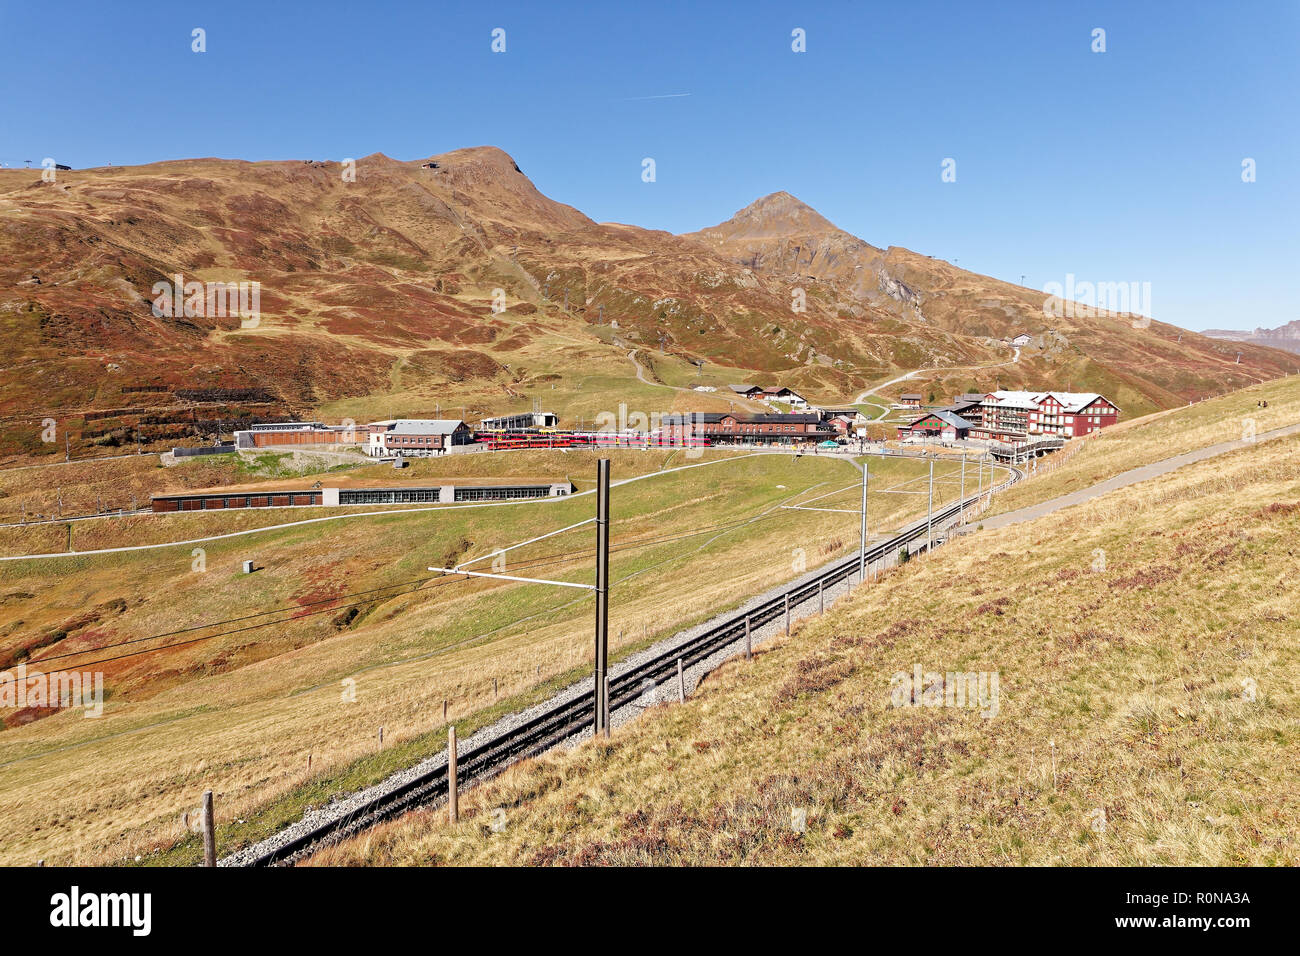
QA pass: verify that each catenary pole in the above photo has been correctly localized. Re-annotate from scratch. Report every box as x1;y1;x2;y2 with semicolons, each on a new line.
927;459;934;551
960;452;967;524
859;459;868;583
593;459;610;737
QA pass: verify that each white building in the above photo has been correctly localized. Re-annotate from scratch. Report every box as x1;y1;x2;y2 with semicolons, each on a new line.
479;411;558;431
367;420;471;458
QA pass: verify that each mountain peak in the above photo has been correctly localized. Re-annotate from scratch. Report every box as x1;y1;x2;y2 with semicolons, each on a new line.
425;145;524;172
417;145;592;231
691;191;840;241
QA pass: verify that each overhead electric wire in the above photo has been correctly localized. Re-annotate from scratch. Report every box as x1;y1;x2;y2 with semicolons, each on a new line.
26;573;454;665
22;486;837;673
25;576;467;672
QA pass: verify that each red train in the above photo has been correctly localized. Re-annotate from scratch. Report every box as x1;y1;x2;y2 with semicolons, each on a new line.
475;430;709;451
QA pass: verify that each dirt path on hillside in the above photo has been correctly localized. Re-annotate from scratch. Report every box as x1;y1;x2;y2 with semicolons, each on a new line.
851;346;1020;406
978;420;1300;531
626;349;693;393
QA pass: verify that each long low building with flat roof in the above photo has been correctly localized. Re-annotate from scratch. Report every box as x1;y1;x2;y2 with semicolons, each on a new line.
151;477;574;512
234;422;370;448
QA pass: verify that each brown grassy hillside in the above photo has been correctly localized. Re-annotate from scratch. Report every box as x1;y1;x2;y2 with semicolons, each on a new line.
3;149;1292;461
685;192;1295;413
309;413;1300;866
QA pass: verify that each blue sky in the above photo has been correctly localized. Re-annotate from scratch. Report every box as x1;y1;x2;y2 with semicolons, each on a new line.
2;0;1296;331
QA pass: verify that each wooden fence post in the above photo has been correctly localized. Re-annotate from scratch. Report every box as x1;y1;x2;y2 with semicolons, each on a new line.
745;616;751;660
448;726;458;823
201;790;216;867
784;593;790;635
819;579;824;614
677;658;685;703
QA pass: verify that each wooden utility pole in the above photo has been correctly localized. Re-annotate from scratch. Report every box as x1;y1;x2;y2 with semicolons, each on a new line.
593;459;611;737
744;616;751;660
447;726;458;823
784;593;790;635
676;658;685;703
201;790;216;867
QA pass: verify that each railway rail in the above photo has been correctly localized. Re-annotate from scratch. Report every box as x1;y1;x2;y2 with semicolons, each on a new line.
231;465;1021;866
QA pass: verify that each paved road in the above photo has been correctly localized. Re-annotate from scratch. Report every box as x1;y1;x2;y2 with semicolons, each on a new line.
979;419;1300;531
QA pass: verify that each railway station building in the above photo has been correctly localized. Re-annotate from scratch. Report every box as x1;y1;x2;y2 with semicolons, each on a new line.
479;411;559;431
658;412;834;445
366;420;472;457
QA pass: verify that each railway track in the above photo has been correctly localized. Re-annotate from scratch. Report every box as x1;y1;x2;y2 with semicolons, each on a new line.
232;467;1021;866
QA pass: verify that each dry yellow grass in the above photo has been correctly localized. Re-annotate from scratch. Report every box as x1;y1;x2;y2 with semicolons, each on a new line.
0;446;734;541
308;432;1300;866
993;374;1300;516
0;450;991;864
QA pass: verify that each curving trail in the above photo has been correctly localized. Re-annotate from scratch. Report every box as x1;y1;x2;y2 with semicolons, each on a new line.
627;349;688;391
851;346;1021;407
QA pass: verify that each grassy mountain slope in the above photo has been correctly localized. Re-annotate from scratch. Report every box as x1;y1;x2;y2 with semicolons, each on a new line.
685;192;1296;413
2;150;1293;461
991;374;1300;515
0;449;1002;864
308;380;1300;866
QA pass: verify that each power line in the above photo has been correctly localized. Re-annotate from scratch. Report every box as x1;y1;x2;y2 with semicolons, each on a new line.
27;576;467;672
26;524;688;672
27;574;451;665
22;483;851;674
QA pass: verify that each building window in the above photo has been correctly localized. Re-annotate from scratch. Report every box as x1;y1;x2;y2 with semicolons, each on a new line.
340;489;439;505
454;486;550;502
